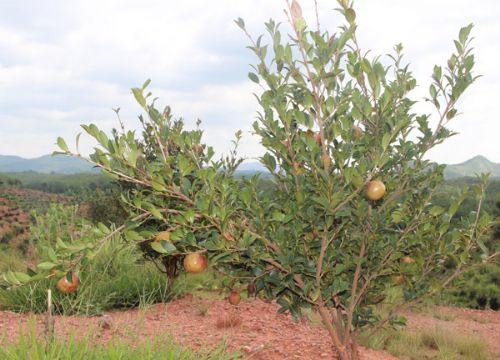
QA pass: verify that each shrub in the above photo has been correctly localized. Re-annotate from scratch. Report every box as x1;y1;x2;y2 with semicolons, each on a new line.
436;263;500;310
5;1;498;359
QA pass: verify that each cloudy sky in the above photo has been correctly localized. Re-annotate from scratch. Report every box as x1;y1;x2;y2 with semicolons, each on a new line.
0;0;498;164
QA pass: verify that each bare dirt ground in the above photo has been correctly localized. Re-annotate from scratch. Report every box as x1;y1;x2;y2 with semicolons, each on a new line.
1;295;498;359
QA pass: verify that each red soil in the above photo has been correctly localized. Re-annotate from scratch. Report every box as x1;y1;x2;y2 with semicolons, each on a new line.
0;296;397;359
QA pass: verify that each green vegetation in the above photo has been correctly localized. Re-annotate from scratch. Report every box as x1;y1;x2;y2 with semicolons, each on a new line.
360;327;491;360
0;205;180;315
0;172;113;195
0;325;239;360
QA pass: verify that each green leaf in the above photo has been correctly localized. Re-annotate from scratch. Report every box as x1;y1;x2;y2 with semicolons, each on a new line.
132;88;146;108
56;137;69;152
37;262;57;270
248;72;260;84
345;8;356;23
150;241;177;254
234;17;245;30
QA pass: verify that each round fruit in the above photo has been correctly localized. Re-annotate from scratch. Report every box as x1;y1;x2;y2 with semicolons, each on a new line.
223;232;235;241
183;253;208;273
154;231;171;242
401;256;415;264
247;282;256;295
192;144;204;156
228;291;241;306
391;274;405;286
56;273;80;294
292;162;304;175
321;153;332;170
353;125;362;138
366;180;386;201
314;133;322;145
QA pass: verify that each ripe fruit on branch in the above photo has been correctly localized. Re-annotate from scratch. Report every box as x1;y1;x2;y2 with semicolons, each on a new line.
321;153;332;170
305;130;322;145
292;162;304;175
154;231;171;242
228;291;241;306
247;282;256;295
183;253;207;273
401;256;415;264
366;180;386;201
223;232;235;241
192;144;204;156
56;272;80;294
391;274;405;286
353;125;362;138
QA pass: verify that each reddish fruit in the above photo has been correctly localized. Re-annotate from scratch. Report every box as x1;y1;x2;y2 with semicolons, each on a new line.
314;133;322;145
154;231;171;242
183;253;208;273
228;291;241;306
281;139;291;149
353;125;363;138
292;162;304;175
192;144;204;156
321;153;332;170
56;273;80;294
401;256;415;264
223;232;235;241
391;274;405;286
366;180;386;201
247;282;256;295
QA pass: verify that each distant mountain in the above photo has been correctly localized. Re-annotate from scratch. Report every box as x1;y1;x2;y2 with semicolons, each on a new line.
1;154;497;178
236;156;500;179
0;154;97;174
444;155;500;179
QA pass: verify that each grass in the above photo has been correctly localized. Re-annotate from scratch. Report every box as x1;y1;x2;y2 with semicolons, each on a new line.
0;322;241;360
0;246;25;274
0;237;182;315
360;326;492;360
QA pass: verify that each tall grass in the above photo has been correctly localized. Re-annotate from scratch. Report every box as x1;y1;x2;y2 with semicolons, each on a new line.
0;236;181;315
360;326;492;360
0;322;240;360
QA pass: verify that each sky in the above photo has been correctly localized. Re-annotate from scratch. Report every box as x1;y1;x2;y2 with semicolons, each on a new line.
0;0;498;164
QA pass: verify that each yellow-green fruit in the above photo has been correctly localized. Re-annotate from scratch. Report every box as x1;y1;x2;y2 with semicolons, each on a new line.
155;231;171;242
366;180;386;201
391;274;405;286
183;253;208;273
401;256;415;264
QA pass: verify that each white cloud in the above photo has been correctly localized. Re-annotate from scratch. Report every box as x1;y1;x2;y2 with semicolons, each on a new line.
0;0;498;164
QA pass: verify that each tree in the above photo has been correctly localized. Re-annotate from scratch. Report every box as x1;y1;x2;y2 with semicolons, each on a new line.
3;1;498;359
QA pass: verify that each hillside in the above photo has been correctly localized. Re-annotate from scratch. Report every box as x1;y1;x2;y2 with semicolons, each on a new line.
444;155;500;179
1;154;498;178
0;154;97;174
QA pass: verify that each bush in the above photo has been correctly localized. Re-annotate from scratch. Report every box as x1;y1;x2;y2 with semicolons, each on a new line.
436;263;500;310
7;2;497;359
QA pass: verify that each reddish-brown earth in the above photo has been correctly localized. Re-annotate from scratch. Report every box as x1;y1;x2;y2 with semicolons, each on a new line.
0;295;498;359
0;296;398;359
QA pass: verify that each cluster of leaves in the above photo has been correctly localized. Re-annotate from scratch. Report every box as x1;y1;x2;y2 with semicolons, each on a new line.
2;0;497;357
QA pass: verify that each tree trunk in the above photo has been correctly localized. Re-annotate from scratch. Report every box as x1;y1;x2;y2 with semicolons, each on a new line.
317;305;360;360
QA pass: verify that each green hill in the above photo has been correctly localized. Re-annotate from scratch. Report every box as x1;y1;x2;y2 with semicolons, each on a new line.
444;155;500;179
0;154;97;174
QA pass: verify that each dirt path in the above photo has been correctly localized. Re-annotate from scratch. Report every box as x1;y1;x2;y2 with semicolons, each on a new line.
0;296;396;359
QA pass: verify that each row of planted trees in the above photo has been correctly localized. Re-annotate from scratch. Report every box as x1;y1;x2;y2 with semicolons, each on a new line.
3;1;498;359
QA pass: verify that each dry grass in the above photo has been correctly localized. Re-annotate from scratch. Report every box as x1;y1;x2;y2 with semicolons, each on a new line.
360;326;492;360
